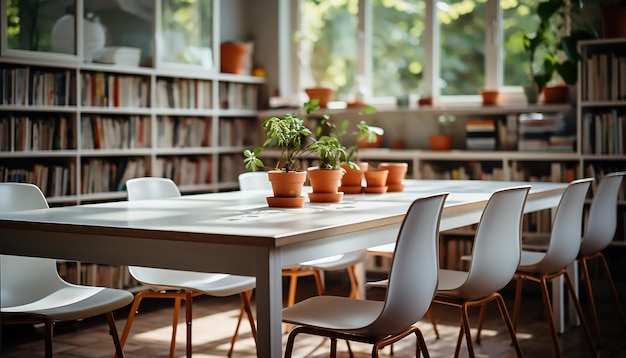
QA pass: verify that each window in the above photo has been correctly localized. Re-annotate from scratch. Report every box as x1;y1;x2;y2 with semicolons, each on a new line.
297;0;541;101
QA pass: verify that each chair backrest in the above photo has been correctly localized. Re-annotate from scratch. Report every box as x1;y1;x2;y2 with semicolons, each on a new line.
125;177;209;288
0;183;67;308
357;193;448;337
126;177;181;200
238;171;271;191
460;186;531;300
534;178;593;274
580;172;625;256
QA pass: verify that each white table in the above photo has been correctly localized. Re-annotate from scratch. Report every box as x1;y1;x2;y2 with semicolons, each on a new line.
0;179;567;356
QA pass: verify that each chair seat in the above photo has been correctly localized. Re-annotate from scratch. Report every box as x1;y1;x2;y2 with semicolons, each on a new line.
518;250;546;270
366;243;395;255
298;250;368;271
437;269;469;293
2;286;133;321
132;269;256;297
283;295;383;332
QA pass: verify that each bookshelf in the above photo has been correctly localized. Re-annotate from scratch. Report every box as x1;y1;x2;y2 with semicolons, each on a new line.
578;38;626;251
0;1;265;207
0;0;264;289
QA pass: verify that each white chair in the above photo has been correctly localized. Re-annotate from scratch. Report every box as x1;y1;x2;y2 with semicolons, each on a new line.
237;171;273;191
512;178;597;357
282;193;448;358
238;172;369;308
121;177;257;358
0;182;134;358
367;243;440;339
432;186;530;358
577;171;626;345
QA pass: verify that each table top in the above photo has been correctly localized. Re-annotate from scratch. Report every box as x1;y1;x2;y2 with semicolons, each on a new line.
0;179;566;249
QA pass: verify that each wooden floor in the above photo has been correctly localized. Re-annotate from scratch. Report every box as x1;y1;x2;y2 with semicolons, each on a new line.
2;270;626;358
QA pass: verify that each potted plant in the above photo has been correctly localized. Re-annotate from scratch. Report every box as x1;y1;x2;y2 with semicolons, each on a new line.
524;0;597;103
429;114;455;151
306;101;381;201
243;106;313;208
312;106;382;194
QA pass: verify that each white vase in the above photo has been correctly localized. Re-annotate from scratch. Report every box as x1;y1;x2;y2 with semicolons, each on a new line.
51;14;106;61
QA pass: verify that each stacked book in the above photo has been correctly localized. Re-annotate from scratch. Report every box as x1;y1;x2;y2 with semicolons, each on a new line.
466;118;497;150
518;113;567;151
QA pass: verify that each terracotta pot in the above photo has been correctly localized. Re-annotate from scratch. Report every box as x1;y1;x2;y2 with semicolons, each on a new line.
308;167;342;194
305;87;335;108
364;169;389;194
480;90;499;105
543;85;569;104
267;171;306;198
429;134;453;151
340;162;368;187
220;42;248;74
307;167;343;203
379;162;408;192
601;7;626;38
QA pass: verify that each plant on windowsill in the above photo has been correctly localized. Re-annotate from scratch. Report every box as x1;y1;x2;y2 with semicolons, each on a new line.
524;0;597;104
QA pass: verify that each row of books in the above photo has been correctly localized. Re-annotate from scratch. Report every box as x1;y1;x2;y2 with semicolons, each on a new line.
219;117;256;147
157;116;211;148
585;163;626;200
0;66;77;106
420;162;506;181
218;82;260;110
1;162;76;197
80;72;150;108
82;115;151;150
419;161;577;183
1;115;75;151
581;110;626;155
81;158;147;194
581;49;626;102
155;78;213;109
517;113;574;152
154;156;213;186
465;118;500;150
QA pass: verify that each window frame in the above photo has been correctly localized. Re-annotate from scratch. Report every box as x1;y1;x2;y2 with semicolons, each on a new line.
285;0;507;105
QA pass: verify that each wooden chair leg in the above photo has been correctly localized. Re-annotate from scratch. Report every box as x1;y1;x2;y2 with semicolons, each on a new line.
598;253;626;328
454;321;464;358
427;308;440;339
347;265;361;299
538;276;561;357
581;256;602;346
461;303;476;358
170;296;181;358
494;293;523;357
512;275;524;329
564;271;597;357
228;290;257;357
106;311;125;358
476;302;488;344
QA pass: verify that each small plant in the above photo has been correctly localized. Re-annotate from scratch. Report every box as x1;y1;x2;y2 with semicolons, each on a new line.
436;114;456;135
243;108;313;172
313;105;382;170
524;0;597;93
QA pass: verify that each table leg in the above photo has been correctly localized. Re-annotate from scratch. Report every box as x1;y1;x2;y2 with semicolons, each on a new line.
552;275;565;334
255;247;284;357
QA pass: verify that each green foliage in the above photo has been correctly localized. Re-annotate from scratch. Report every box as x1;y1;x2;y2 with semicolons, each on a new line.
243;100;381;173
243;109;313;172
525;0;597;92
